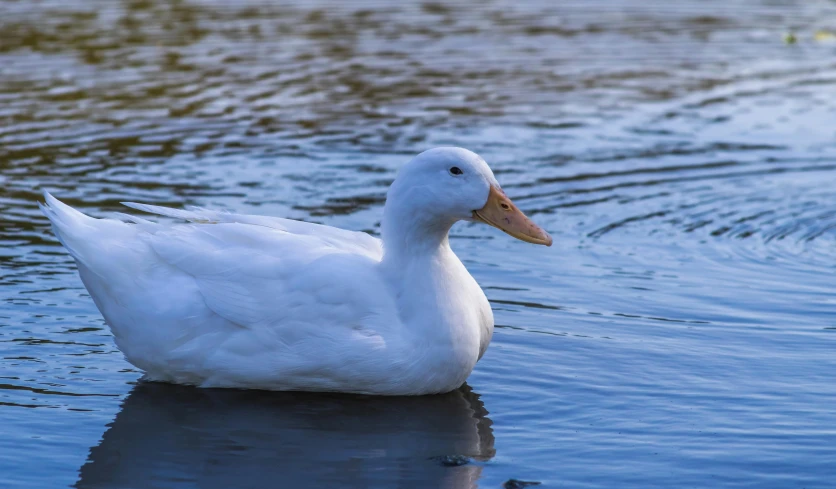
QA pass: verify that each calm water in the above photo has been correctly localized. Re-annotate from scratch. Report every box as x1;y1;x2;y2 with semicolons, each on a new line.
1;0;835;487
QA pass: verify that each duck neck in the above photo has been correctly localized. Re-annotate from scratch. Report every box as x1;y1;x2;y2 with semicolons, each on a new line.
381;196;456;266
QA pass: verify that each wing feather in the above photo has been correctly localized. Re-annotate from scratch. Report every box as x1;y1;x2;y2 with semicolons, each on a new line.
122;202;382;259
142;220;389;334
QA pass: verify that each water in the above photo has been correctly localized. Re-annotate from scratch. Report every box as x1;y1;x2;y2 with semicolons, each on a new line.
1;0;835;487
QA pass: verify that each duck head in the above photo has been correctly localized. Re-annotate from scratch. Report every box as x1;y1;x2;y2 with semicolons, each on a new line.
384;147;552;247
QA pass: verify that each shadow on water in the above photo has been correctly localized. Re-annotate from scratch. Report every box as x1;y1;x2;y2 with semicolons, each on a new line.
75;382;495;489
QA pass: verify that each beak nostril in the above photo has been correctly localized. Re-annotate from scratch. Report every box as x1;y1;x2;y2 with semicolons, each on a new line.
500;203;510;210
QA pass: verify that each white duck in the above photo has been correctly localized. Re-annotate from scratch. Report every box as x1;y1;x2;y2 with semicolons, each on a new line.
41;147;551;395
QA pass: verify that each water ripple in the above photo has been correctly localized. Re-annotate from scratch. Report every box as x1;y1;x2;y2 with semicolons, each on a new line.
1;0;835;488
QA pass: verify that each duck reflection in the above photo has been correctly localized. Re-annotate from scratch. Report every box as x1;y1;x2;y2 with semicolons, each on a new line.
76;382;495;489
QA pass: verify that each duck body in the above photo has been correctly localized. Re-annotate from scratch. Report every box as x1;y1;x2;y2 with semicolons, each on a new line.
41;147;550;395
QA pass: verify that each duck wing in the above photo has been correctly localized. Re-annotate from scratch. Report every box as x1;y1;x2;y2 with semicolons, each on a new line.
121;201;382;259
140;219;388;331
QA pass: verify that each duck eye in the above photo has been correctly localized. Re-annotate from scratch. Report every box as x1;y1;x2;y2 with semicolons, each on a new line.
449;166;463;176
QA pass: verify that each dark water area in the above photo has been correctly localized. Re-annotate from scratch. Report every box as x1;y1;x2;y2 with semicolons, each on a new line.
1;0;835;487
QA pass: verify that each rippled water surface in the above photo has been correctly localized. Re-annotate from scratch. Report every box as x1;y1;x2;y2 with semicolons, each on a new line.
2;0;835;487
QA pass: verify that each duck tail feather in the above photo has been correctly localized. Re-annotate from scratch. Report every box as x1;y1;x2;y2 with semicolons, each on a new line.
39;191;96;258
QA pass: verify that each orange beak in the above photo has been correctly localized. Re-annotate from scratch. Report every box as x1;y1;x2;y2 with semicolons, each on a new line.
472;186;552;246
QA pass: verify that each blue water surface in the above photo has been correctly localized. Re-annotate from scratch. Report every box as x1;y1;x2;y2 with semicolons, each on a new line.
1;1;835;487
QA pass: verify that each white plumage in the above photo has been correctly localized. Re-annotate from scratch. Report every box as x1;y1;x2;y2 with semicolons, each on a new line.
40;147;550;395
